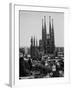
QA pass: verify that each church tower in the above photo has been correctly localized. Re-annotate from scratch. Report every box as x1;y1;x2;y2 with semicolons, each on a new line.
49;16;52;53
30;36;33;58
34;36;35;47
42;16;46;42
42;16;47;54
49;16;55;54
49;16;52;39
51;18;55;53
36;38;38;47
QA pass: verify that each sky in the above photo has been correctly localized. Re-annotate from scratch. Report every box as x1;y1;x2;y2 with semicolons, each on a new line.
19;10;64;48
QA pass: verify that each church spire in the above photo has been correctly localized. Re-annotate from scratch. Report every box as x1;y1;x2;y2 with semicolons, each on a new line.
34;36;35;47
36;38;38;47
44;16;46;33
44;16;46;27
31;36;33;46
52;18;54;34
42;18;44;30
49;16;52;39
42;16;47;41
51;18;54;41
51;18;55;52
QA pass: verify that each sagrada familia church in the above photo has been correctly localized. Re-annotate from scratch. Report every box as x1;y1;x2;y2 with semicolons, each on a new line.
30;16;55;59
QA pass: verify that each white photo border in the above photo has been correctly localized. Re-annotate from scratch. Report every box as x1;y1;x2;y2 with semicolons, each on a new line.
10;3;70;87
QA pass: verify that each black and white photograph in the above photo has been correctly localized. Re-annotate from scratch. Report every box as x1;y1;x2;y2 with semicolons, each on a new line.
19;10;64;79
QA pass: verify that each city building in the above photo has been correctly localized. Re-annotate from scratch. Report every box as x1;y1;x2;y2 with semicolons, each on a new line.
30;16;55;58
41;16;55;54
